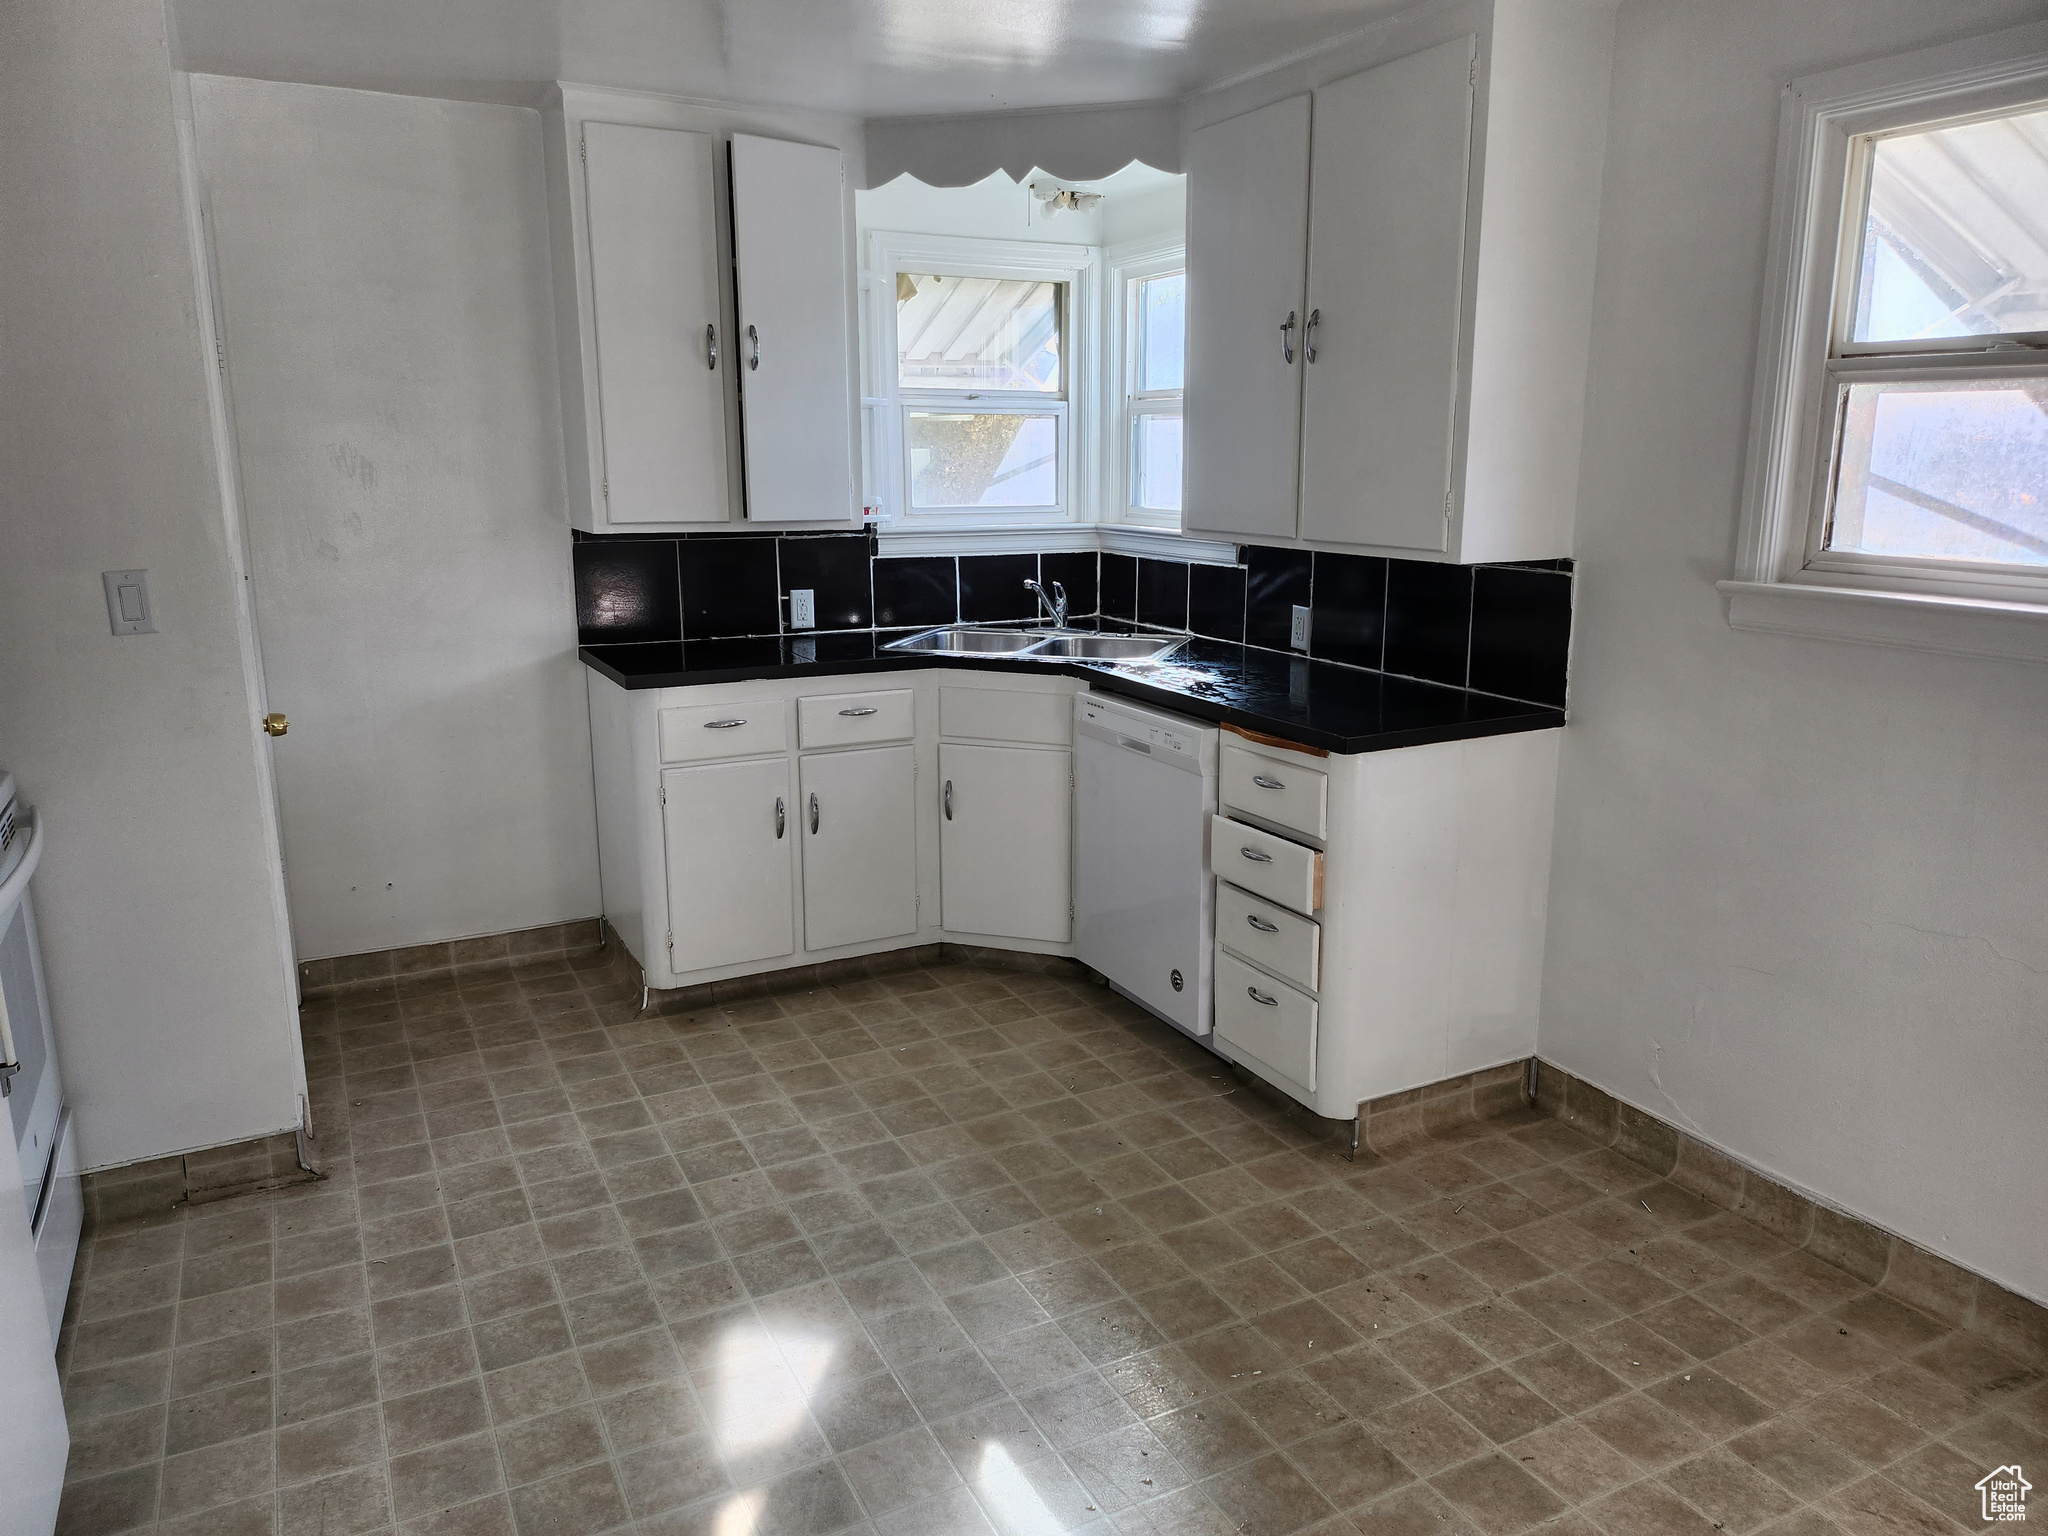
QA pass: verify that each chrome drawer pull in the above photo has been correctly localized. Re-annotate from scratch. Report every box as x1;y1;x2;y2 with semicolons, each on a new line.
809;792;820;834
775;797;785;838
838;706;878;717
1252;775;1285;790
1247;986;1279;1007
1240;847;1273;863
705;718;746;730
943;780;953;820
1246;914;1279;933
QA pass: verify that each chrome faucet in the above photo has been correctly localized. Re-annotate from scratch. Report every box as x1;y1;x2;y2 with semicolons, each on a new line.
1024;578;1068;630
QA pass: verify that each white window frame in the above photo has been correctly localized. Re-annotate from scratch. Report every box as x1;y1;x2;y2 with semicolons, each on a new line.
1726;21;2048;662
1106;239;1188;529
864;230;1099;531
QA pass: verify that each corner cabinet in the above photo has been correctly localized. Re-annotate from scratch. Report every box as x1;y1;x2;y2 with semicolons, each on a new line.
1185;0;1616;564
544;87;860;531
586;669;1080;991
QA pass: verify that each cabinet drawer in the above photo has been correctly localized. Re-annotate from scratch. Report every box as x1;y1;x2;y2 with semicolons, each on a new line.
659;700;788;763
1217;882;1320;992
940;685;1070;746
799;689;913;749
1210;814;1322;916
1220;745;1328;841
1215;949;1317;1091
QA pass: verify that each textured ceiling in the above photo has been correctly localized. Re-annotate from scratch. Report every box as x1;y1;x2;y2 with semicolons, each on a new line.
167;0;1410;117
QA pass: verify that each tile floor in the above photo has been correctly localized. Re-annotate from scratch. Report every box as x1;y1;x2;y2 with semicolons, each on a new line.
53;947;2048;1536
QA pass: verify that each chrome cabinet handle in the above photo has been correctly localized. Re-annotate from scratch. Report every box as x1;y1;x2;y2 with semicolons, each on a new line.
1279;310;1297;365
705;718;746;730
775;797;785;838
1304;308;1321;364
838;706;878;717
706;323;718;370
1252;775;1285;790
1247;914;1279;933
1240;846;1273;863
747;324;760;371
943;780;953;820
1247;986;1278;1007
809;792;819;834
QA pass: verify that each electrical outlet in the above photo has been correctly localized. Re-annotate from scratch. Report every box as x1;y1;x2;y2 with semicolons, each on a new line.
1290;604;1311;651
790;589;816;630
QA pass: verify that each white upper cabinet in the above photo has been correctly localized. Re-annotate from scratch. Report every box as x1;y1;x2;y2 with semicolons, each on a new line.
731;134;858;524
1183;95;1311;542
1184;0;1615;564
581;123;731;526
1299;38;1474;553
544;89;861;531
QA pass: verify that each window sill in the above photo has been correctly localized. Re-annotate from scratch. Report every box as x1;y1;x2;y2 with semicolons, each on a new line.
1717;579;2048;663
876;523;1241;564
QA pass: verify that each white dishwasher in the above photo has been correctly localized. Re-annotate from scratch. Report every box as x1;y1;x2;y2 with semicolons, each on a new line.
1074;693;1220;1038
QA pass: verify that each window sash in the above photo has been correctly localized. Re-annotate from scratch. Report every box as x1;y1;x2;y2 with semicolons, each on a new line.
900;396;1070;516
1112;255;1187;527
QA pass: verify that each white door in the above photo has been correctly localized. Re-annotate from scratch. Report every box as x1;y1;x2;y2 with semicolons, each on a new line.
1183;94;1312;541
940;744;1071;943
730;133;857;523
1299;37;1475;553
800;746;918;951
663;758;795;973
583;121;732;524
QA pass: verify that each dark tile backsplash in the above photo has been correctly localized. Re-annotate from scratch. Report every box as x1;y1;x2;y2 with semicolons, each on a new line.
872;556;957;629
574;539;680;647
1188;563;1247;644
1136;559;1189;632
958;553;1041;623
571;530;1571;708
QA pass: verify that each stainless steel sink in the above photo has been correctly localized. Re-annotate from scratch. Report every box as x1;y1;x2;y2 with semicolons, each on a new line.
884;627;1049;654
883;626;1185;664
1027;634;1184;662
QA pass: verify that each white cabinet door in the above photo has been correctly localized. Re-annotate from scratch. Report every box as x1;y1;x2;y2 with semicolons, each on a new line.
1183;95;1311;541
939;744;1071;943
800;746;918;951
730;133;856;523
1299;37;1475;552
583;122;731;524
662;758;794;973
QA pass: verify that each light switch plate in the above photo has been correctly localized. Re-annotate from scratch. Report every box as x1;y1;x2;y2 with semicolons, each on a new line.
1289;604;1311;651
789;589;816;630
103;570;156;635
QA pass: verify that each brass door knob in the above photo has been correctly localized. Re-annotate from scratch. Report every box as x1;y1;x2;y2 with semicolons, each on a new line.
262;712;289;737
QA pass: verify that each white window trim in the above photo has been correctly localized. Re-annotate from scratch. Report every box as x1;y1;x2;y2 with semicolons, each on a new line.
1103;237;1187;530
1724;20;2048;663
864;230;1100;532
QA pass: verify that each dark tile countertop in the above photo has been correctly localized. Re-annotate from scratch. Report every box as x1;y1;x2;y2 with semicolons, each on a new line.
580;626;1564;755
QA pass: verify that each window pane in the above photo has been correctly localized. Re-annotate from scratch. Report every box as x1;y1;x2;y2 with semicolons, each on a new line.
897;275;1061;391
1853;106;2048;342
1138;272;1185;392
1828;378;2048;565
907;412;1060;508
1133;413;1183;512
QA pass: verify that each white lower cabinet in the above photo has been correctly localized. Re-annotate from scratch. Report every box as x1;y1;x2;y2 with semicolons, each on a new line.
939;743;1071;944
1214;948;1318;1093
800;746;918;951
661;758;794;973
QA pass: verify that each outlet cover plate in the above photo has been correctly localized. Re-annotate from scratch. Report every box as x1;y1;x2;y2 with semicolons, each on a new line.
103;569;156;635
1289;604;1310;651
789;589;816;629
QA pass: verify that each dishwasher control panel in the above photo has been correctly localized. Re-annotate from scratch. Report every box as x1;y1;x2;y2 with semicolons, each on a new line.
1078;697;1202;764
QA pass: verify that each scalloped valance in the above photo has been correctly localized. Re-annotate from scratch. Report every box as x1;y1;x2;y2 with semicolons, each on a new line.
860;100;1182;190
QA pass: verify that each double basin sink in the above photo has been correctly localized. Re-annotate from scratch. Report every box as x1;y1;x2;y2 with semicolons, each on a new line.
884;626;1184;664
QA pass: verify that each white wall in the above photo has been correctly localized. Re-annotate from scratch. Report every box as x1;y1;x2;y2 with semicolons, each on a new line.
1542;0;2048;1304
189;76;602;961
0;0;305;1169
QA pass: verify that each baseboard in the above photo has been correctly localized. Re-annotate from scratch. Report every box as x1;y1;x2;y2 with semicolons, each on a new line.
1528;1058;2048;1369
298;917;605;1000
81;1129;321;1229
641;937;1087;1015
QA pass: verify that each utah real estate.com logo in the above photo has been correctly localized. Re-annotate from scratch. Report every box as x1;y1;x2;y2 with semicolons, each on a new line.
1978;1465;2031;1523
